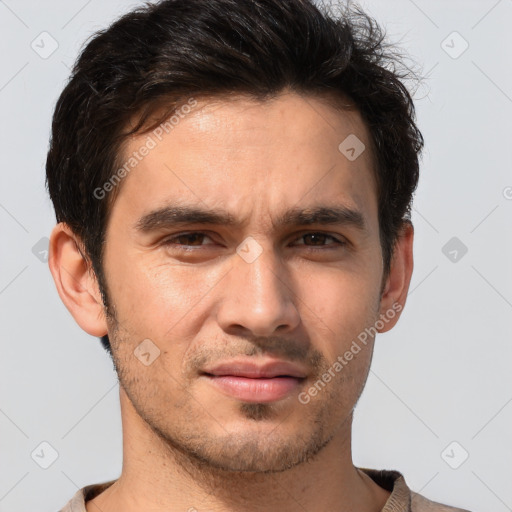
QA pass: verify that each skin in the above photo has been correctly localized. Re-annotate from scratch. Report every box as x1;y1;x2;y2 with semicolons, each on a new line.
49;91;414;512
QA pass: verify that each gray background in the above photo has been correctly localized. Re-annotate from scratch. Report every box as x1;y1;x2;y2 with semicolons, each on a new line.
1;0;511;511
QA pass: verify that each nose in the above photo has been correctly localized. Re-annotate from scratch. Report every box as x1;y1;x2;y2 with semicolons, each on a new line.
215;242;301;337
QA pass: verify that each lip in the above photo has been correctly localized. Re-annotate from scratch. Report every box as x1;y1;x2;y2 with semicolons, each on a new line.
202;359;308;379
201;359;308;403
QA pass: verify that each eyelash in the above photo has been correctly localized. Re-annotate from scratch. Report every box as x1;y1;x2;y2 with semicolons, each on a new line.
161;231;347;251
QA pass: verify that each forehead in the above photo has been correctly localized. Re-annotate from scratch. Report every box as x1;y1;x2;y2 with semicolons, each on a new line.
110;92;378;233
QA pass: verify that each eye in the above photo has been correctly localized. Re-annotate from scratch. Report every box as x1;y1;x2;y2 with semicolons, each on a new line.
162;232;216;248
160;231;347;251
292;232;346;249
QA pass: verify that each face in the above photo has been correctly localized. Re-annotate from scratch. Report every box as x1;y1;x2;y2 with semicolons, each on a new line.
102;92;386;473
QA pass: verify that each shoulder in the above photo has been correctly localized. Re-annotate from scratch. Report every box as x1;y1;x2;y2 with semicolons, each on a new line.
411;491;472;512
358;467;472;512
59;480;117;512
411;490;472;511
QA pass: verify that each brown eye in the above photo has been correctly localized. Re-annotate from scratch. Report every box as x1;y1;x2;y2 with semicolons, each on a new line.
294;232;345;248
163;232;215;248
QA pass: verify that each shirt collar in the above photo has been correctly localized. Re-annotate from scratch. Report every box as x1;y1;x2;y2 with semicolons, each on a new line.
59;467;412;512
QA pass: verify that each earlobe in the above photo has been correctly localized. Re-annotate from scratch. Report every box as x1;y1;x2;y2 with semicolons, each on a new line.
48;223;108;337
377;222;414;333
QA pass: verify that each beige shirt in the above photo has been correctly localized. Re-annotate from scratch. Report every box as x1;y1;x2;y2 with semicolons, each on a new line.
59;467;471;512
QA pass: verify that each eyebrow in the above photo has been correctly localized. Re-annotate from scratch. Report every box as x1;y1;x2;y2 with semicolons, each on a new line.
134;204;367;233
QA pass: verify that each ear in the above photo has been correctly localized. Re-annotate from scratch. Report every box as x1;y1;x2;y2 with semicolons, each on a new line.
377;221;414;333
48;223;108;337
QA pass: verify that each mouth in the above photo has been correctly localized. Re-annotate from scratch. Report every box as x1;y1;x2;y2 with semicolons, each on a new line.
202;374;306;403
200;359;308;403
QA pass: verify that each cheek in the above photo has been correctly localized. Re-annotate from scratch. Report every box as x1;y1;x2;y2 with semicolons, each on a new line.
303;276;379;407
295;265;381;352
107;254;224;342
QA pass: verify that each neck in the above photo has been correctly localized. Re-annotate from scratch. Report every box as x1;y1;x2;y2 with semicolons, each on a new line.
86;388;390;512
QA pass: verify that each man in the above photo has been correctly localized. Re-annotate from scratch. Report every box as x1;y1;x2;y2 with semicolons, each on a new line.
46;0;471;510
